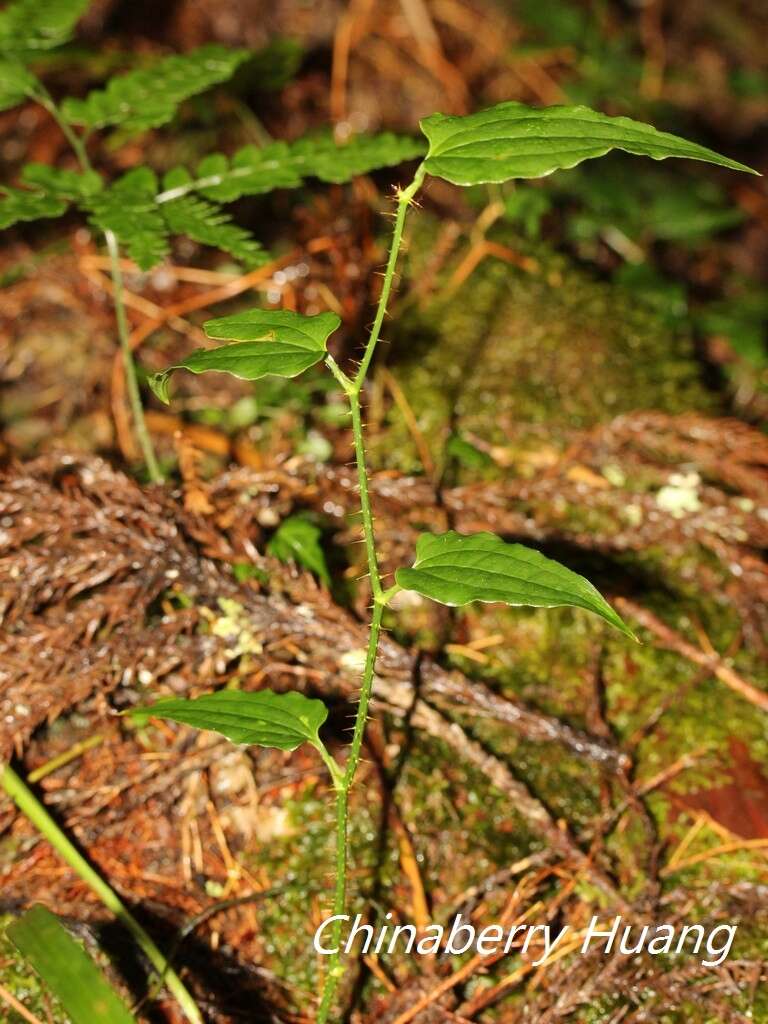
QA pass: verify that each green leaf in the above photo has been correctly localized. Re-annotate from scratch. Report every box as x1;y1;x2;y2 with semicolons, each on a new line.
85;167;168;270
420;101;758;185
395;530;634;638
0;55;38;109
157;132;426;204
21;162;103;198
0;163;102;230
148;309;340;404
159;193;266;267
0;0;90;52
268;515;331;586
61;44;251;134
129;688;328;752
6;905;136;1024
0;185;68;228
232;562;270;586
445;432;493;469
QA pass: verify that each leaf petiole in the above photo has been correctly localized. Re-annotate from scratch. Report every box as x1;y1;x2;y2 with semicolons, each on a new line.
377;583;402;606
325;353;354;394
314;740;345;792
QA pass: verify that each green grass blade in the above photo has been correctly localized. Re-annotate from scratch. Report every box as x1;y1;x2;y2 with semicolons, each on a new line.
6;905;137;1024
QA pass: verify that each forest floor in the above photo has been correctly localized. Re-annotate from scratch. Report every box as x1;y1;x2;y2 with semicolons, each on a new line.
1;1;768;1022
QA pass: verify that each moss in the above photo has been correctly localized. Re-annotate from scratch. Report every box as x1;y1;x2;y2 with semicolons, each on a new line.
245;732;543;1005
374;218;718;476
368;219;768;925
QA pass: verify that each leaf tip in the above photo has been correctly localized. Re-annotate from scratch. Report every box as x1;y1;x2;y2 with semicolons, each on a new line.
608;609;639;643
148;371;171;405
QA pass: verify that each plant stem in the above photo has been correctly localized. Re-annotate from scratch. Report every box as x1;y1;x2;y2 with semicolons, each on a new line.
0;764;202;1024
353;164;425;391
106;230;163;483
316;604;384;1024
316;164;424;1024
35;86;162;483
35;87;92;174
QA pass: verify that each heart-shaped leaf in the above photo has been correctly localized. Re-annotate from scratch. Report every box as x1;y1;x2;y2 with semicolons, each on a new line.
129;689;329;752
7;905;137;1024
420;102;757;186
395;530;633;638
148;309;340;403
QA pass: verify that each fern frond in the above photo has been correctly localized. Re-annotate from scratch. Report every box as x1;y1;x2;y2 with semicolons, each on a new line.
61;44;251;134
0;160;99;229
156;132;426;204
0;186;68;228
0;56;39;110
85;167;169;270
160;191;267;267
21;163;102;198
0;0;89;52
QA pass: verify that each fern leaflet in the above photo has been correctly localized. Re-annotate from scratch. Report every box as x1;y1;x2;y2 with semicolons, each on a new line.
0;165;100;229
0;56;39;110
0;0;90;52
61;44;251;134
85;167;169;270
160;192;267;267
21;163;102;198
0;186;68;228
156;132;426;203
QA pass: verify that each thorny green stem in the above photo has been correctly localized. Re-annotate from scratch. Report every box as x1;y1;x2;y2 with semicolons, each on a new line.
36;85;163;483
316;164;425;1024
353;165;426;391
0;764;203;1024
106;230;163;482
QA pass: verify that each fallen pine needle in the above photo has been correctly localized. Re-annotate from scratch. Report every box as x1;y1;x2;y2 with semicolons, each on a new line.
661;837;768;876
0;983;46;1024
